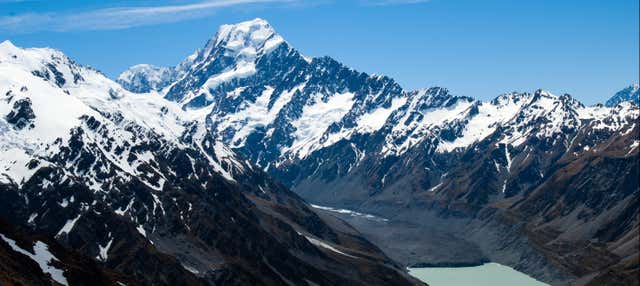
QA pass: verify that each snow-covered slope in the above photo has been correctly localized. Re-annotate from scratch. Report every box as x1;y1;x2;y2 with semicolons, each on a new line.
0;40;243;187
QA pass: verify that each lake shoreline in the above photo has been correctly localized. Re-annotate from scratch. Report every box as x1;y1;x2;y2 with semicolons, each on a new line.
408;259;490;268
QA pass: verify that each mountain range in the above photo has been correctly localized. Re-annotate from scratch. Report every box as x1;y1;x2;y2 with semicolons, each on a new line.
1;18;638;286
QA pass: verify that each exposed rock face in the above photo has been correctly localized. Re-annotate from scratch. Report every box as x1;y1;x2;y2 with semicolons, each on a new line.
0;39;421;285
5;98;35;129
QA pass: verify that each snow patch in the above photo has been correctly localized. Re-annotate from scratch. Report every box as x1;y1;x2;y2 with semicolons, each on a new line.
287;92;355;158
310;204;388;222
136;225;147;237
56;213;81;237
303;235;356;258
0;233;68;285
97;236;113;262
356;96;406;133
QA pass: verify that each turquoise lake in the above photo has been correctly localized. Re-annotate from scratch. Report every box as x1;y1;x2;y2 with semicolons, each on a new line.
408;263;549;286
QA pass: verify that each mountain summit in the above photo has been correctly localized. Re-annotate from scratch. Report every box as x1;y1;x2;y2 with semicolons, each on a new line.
208;18;284;57
118;18;288;100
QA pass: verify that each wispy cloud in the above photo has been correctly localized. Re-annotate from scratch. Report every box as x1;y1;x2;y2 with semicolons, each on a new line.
359;0;430;6
0;0;295;34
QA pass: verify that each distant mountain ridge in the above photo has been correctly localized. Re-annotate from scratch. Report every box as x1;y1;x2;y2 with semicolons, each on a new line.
606;83;639;107
117;64;177;93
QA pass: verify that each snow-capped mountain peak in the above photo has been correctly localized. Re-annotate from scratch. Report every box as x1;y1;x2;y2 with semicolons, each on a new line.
0;41;75;82
160;18;294;105
191;17;285;71
211;18;284;55
115;19;288;99
0;40;18;52
116;64;176;93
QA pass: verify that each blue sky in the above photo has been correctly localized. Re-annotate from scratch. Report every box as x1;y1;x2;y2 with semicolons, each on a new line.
0;0;637;104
